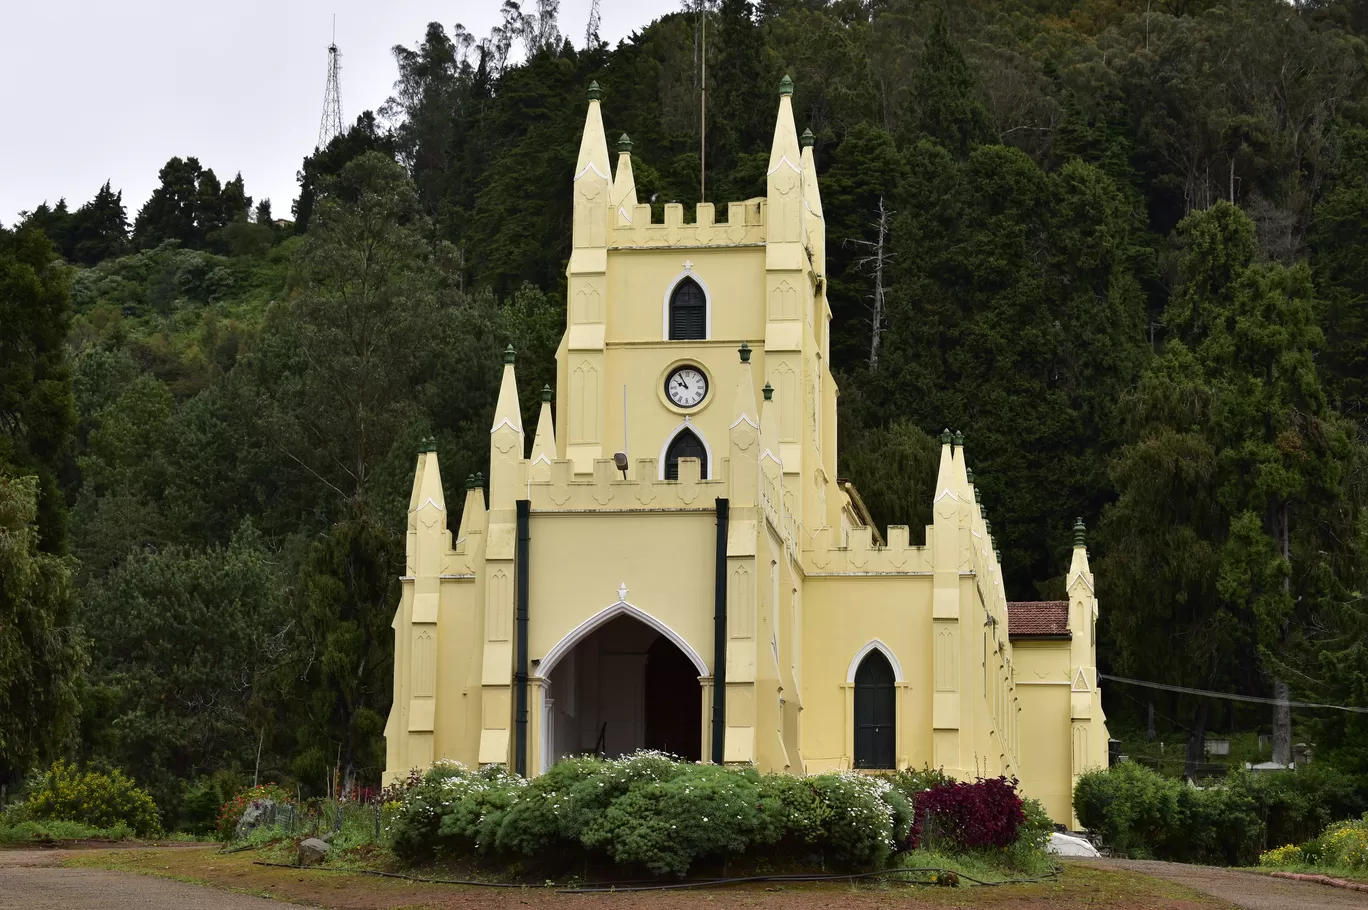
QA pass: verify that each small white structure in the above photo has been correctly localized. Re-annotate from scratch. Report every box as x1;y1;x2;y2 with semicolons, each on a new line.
1048;832;1101;857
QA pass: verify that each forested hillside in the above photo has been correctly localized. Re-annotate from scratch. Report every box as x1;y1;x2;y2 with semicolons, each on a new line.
5;0;1368;825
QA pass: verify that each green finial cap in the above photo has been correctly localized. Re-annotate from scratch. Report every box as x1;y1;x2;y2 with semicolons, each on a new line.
966;467;974;484
779;75;794;96
953;429;964;448
617;132;632;154
587;80;601;101
985;520;992;535
739;341;752;363
974;488;982;503
800;128;815;148
465;473;475;490
762;382;774;401
541;384;553;403
1074;517;1087;547
503;344;516;364
941;428;952;445
995;548;1002;563
419;436;435;453
475;472;484;487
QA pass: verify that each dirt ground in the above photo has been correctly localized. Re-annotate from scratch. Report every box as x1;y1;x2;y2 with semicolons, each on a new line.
0;847;290;909
21;844;1241;910
1075;859;1368;910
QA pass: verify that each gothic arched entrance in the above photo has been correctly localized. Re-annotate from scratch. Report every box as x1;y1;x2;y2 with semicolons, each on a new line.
543;613;703;768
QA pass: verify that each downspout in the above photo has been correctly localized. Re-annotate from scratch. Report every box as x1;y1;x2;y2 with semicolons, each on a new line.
713;497;729;764
515;499;530;776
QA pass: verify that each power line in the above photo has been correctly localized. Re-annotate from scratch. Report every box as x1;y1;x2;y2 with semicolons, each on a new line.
1100;673;1368;715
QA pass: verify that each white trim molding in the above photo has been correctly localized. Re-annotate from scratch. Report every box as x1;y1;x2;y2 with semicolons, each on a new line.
661;269;712;340
658;419;714;480
538;597;709;678
846;639;905;683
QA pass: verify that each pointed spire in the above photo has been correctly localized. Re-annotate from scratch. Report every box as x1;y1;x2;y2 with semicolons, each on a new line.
759;381;782;472
455;471;488;544
800;124;825;276
934;428;957;503
950;429;972;500
414;448;446;514
611;132;638;220
489;346;524;513
768;76;802;176
529;385;556;483
573;79;611;254
767;76;804;249
732;345;760;431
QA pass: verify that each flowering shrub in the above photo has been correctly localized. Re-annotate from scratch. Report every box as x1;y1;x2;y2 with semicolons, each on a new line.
19;760;161;837
215;783;294;842
1259;843;1303;866
389;752;955;876
909;776;1025;851
1321;816;1368;870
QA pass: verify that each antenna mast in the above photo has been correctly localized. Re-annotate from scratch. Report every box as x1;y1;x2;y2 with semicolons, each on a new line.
699;2;707;203
318;16;344;149
585;0;601;48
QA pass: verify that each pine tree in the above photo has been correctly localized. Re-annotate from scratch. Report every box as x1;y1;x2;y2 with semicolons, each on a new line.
68;181;129;265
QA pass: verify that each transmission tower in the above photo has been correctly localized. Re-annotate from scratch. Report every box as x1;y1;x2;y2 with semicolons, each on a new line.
585;0;602;48
318;19;344;149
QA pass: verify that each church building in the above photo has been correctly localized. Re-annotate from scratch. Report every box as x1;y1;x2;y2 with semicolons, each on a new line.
384;78;1108;827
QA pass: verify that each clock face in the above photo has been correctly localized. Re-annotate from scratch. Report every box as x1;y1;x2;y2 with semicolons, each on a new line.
666;366;708;408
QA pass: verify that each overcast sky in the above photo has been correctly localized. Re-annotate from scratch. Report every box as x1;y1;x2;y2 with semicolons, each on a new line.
0;0;680;228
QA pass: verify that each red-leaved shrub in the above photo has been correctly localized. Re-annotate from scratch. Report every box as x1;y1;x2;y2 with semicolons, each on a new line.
907;776;1025;850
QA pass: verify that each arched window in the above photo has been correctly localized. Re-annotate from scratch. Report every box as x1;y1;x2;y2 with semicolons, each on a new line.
664;428;708;481
854;649;896;769
668;277;706;340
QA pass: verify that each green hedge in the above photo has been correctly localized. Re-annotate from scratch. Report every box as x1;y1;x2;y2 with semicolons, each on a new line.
390;754;928;876
1074;762;1366;865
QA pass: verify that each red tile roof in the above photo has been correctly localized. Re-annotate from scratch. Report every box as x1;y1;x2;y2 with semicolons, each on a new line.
1008;601;1070;638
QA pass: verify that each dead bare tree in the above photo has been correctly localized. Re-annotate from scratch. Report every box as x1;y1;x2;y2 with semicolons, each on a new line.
847;197;894;369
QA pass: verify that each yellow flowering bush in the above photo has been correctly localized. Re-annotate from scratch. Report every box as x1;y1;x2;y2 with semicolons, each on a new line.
20;760;160;837
1258;843;1302;866
1321;816;1368;870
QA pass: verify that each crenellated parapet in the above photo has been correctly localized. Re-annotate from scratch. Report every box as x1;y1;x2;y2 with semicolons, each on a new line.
803;524;931;575
609;200;768;248
526;456;727;512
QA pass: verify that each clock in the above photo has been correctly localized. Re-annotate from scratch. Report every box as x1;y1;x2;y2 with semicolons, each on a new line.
665;366;708;408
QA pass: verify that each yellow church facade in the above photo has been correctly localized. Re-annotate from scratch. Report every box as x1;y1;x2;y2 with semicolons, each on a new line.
384;79;1108;827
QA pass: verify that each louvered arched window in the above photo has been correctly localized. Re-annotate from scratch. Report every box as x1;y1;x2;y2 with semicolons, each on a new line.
854;649;896;769
668;277;706;340
664;428;708;480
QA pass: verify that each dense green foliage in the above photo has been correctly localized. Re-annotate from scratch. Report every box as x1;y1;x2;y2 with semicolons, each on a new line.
1075;762;1368;864
6;0;1368;825
386;754;1038;876
11;760;161;837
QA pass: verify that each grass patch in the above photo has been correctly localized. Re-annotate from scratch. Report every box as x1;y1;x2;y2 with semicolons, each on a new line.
0;819;136;844
1246;862;1368;883
59;846;1235;908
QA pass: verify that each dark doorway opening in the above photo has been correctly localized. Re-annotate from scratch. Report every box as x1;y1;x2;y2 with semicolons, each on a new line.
645;636;702;761
854;649;896;769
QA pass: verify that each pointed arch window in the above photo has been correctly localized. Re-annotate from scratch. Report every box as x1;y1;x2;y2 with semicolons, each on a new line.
668;277;706;340
664;428;708;481
854;649;896;769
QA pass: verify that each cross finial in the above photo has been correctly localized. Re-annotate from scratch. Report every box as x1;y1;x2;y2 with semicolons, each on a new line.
617;582;629;603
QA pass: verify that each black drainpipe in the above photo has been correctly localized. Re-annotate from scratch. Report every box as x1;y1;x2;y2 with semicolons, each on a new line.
712;497;729;765
515;499;530;776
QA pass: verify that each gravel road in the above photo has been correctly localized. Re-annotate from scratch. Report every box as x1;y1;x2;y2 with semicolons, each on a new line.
1076;858;1368;910
0;848;299;909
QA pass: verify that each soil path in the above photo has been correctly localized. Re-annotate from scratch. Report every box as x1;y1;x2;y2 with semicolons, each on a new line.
1077;859;1368;910
0;848;300;909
